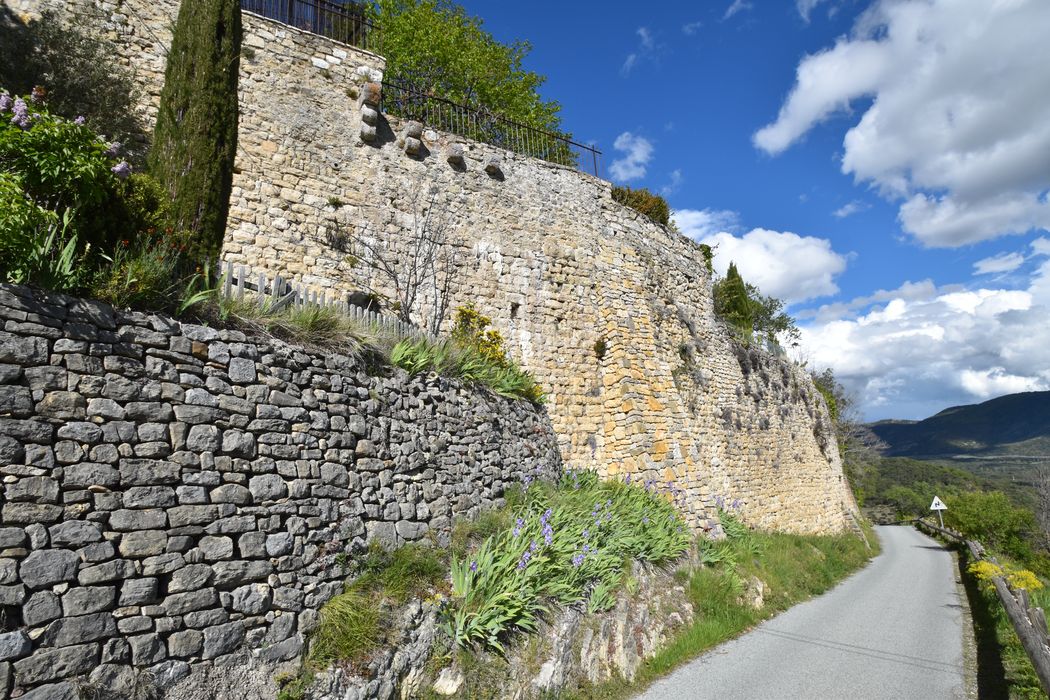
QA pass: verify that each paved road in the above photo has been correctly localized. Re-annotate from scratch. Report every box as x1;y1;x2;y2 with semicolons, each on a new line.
635;525;966;700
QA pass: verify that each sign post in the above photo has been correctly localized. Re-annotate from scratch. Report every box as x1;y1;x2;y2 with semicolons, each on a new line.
930;496;947;529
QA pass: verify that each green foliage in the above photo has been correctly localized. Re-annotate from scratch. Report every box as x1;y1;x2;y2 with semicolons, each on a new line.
308;588;383;666
945;490;1037;562
0;8;144;149
375;0;562;134
593;338;608;361
391;308;545;403
698;243;713;274
90;232;180;309
306;543;448;674
444;469;691;653
611;186;672;227
811;368;840;423
0;93;157;291
353;543;448;604
150;0;241;257
713;262;754;338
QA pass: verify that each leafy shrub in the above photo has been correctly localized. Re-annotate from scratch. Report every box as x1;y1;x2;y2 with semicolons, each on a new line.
612;185;673;227
945;490;1037;562
0;89;168;292
90;232;181;309
444;469;691;653
0;8;144;151
390;306;545;403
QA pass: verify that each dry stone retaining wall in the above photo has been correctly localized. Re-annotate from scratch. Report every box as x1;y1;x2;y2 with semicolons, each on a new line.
8;0;854;535
0;284;560;699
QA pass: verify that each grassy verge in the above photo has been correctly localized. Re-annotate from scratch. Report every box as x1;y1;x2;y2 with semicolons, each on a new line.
562;518;878;700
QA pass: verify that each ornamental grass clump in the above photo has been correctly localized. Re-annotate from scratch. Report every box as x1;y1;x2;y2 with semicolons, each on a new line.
444;469;691;653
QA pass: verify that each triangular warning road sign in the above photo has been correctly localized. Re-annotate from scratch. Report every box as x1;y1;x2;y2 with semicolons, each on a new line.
930;496;947;511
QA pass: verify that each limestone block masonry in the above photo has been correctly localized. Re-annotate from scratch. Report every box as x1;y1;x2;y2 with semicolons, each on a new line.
0;284;560;699
8;0;855;535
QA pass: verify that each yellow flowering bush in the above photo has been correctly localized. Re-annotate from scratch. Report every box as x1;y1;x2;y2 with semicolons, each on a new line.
967;560;1044;592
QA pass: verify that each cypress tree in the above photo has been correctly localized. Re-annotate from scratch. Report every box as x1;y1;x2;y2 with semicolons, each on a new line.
149;0;241;258
716;262;755;337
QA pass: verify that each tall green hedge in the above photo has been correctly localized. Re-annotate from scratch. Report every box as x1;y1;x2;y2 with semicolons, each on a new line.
149;0;241;258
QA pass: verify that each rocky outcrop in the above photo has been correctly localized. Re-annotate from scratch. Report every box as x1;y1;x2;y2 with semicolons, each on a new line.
306;561;694;700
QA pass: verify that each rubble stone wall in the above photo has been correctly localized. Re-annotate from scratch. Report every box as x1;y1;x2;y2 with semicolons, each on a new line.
7;0;854;536
0;284;560;699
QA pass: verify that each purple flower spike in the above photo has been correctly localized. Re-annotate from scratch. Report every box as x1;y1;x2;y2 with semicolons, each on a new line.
105;141;123;158
74;116;86;126
512;517;524;537
572;552;585;568
518;550;532;570
111;161;132;179
625;473;632;485
0;93;11;113
10;98;30;129
469;560;478;573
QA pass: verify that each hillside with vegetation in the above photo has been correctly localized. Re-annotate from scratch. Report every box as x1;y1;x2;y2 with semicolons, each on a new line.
870;391;1050;459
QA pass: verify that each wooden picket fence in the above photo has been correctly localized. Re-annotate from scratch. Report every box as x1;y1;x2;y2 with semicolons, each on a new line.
217;261;430;340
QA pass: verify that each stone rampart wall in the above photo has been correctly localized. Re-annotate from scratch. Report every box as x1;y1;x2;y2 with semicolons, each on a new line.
7;0;854;536
0;284;559;699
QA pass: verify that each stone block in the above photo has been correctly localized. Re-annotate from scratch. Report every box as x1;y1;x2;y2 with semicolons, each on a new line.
43;612;117;647
61;586;116;616
202;621;245;659
0;631;30;661
119;530;169;558
163;588;218;616
169;564;213;593
129;633;166;666
24;591;61;626
230;583;272;615
120;578;160;606
49;520;103;548
199;536;234;561
20;549;78;588
167;629;203;658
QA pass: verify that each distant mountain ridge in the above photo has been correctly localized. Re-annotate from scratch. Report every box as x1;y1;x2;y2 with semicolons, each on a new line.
869;391;1050;459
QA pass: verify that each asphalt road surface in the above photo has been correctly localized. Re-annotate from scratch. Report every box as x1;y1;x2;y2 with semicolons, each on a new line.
634;525;966;700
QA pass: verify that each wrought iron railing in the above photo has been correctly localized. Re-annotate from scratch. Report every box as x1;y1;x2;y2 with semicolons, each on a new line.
381;80;602;177
240;0;380;53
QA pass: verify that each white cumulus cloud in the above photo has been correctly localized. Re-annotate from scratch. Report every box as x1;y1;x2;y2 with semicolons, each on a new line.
973;252;1025;276
672;208;740;240
800;258;1050;419
609;132;654;182
754;0;1050;247
702;229;847;304
673;210;846;303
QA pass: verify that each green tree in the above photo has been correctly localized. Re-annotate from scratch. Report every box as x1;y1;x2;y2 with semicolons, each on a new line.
714;262;755;337
746;283;800;346
810;368;885;504
945;490;1037;562
375;0;562;134
149;0;241;258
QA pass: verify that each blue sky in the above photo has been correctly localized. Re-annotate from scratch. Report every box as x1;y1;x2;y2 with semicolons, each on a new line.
459;0;1050;421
